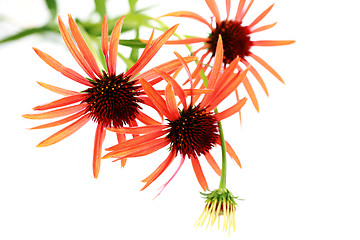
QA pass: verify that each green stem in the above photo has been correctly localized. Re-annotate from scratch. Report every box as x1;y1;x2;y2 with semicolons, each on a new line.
215;108;227;190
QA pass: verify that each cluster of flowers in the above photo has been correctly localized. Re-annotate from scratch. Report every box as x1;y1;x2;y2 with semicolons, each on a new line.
24;0;294;233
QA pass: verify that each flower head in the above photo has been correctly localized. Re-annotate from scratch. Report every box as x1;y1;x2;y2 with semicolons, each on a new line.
195;188;238;234
160;0;295;111
103;37;249;195
23;14;196;178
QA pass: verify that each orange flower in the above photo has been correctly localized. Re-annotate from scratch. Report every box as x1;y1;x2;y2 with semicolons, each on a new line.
23;15;196;178
160;0;295;111
103;37;249;195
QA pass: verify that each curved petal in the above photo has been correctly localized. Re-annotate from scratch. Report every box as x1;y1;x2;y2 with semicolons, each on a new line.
235;0;246;22
33;48;92;86
36;113;91;147
139;79;175;120
248;4;274;28
215;98;247;121
136;112;162;125
160;11;212;30
68;15;102;78
252;40;296;46
242;59;269;96
101;14;109;59
190;155;209;191
125;24;179;77
57;16;97;80
23;103;86;119
141;149;177;190
116;133;127;167
164;38;209;45
165;83;181;118
205;0;221;23
108;16;125;76
204;152;221;176
153;68;187;108
36;82;78;96
250;22;277;34
93;124;106;178
28;110;87;130
107;125;167;135
249;52;284;83
33;94;87;111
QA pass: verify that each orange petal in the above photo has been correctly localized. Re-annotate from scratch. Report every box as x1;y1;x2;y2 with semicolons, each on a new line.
159;11;212;30
250;22;277;34
139;79;174;120
33;48;91;86
248;4;274;28
190;155;208;191
116;133;127;167
125;24;179;77
165;83;181;119
57;16;97;80
215;139;242;168
204;152;221;176
105;130;168;151
154;68;187;108
33;94;87;111
242;76;259;112
101;14;109;59
136;112;161;125
215;98;247;121
136;56;197;82
141;149;177;190
235;0;246;22
36;114;91;147
207;66;250;110
226;0;231;19
242;59;269;96
29;110;87;130
107;124;167;135
154;155;185;198
104;138;168;159
93;124;106;178
36;82;78;96
241;0;254;22
225;141;242;168
164;38;209;45
23;103;86;119
205;0;221;23
252;40;296;46
207;35;223;89
249;52;284;83
108;16;125;76
68;15;102;78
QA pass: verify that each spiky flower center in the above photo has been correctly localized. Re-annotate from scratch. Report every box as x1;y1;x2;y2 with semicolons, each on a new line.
207;20;251;65
166;105;218;157
83;72;142;128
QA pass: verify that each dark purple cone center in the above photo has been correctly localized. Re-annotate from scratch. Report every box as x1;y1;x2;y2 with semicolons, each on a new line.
207;20;252;65
166;105;218;157
83;72;142;128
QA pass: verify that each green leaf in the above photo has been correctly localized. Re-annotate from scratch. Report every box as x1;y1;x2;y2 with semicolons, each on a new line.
45;0;58;20
128;0;138;12
0;25;57;44
94;0;107;17
118;39;146;48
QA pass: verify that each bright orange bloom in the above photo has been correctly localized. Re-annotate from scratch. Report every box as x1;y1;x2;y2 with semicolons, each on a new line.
103;37;249;195
160;0;295;111
23;15;196;178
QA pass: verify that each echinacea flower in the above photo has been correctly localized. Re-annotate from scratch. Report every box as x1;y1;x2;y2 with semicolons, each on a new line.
23;14;196;178
160;0;295;111
195;188;238;234
103;36;249;195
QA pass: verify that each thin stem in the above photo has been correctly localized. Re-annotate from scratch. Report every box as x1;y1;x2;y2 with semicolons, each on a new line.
215;108;227;190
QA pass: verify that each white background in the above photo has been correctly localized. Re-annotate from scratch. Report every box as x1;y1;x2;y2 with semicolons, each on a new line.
1;0;360;239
